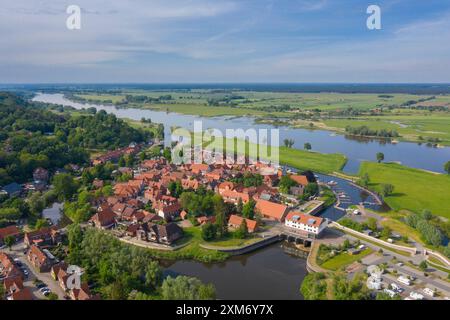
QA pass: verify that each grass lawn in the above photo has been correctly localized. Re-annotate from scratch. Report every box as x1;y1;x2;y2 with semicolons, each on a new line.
148;226;261;261
320;248;373;271
335;227;412;257
146;227;229;263
189;131;347;174
379;217;424;245
427;257;450;274
359;162;450;219
207;232;262;248
279;147;347;174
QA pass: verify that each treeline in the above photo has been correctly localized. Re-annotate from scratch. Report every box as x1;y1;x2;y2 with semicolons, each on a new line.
55;110;151;150
405;211;450;256
345;125;399;138
207;94;244;107
67;225;215;300
124;94;173;104
252;104;293;112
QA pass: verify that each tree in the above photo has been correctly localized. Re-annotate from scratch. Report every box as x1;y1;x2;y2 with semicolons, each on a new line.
47;292;58;300
300;272;327;300
366;217;378;232
444;161;450;174
376;152;385;163
4;235;16;250
419;261;428;271
52;173;79;201
422;210;433;221
376;292;401;300
234;219;248;239
236;198;243;214
279;176;297;194
242;199;256;219
161;276;216;300
331;273;370;300
201;222;216;241
304;142;312;151
0;283;5;300
381;184;394;197
302;182;319;200
357;173;370;188
381;226;392;239
283;139;295;148
343;239;351;250
34;218;50;230
214;205;227;239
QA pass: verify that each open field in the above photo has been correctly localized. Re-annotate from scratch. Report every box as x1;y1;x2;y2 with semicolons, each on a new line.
322;115;450;146
74;91;450;112
359;162;450;219
197;133;348;174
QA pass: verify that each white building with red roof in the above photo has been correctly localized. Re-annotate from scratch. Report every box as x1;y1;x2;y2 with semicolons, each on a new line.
284;212;327;238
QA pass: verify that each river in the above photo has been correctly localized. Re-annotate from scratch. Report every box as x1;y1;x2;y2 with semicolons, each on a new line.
163;242;308;300
32;93;450;174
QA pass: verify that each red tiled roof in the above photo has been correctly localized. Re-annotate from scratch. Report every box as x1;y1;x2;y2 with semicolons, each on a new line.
11;288;33;300
90;207;116;226
0;225;21;240
228;215;258;232
255;199;288;221
28;245;48;264
285;212;324;227
289;175;309;186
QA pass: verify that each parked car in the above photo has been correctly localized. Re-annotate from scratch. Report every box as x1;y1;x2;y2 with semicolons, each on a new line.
383;288;397;298
391;283;404;293
39;287;49;294
409;291;424;300
36;283;47;289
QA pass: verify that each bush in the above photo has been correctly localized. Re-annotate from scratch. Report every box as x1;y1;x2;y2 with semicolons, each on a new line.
201;223;217;241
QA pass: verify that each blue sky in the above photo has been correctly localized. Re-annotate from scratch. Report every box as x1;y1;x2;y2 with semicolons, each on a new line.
0;0;449;83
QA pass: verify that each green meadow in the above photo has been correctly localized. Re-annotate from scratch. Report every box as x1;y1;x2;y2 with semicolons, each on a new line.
359;162;450;219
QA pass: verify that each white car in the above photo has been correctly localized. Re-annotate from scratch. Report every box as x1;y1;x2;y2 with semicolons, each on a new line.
39;287;50;294
383;288;397;298
391;283;404;293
